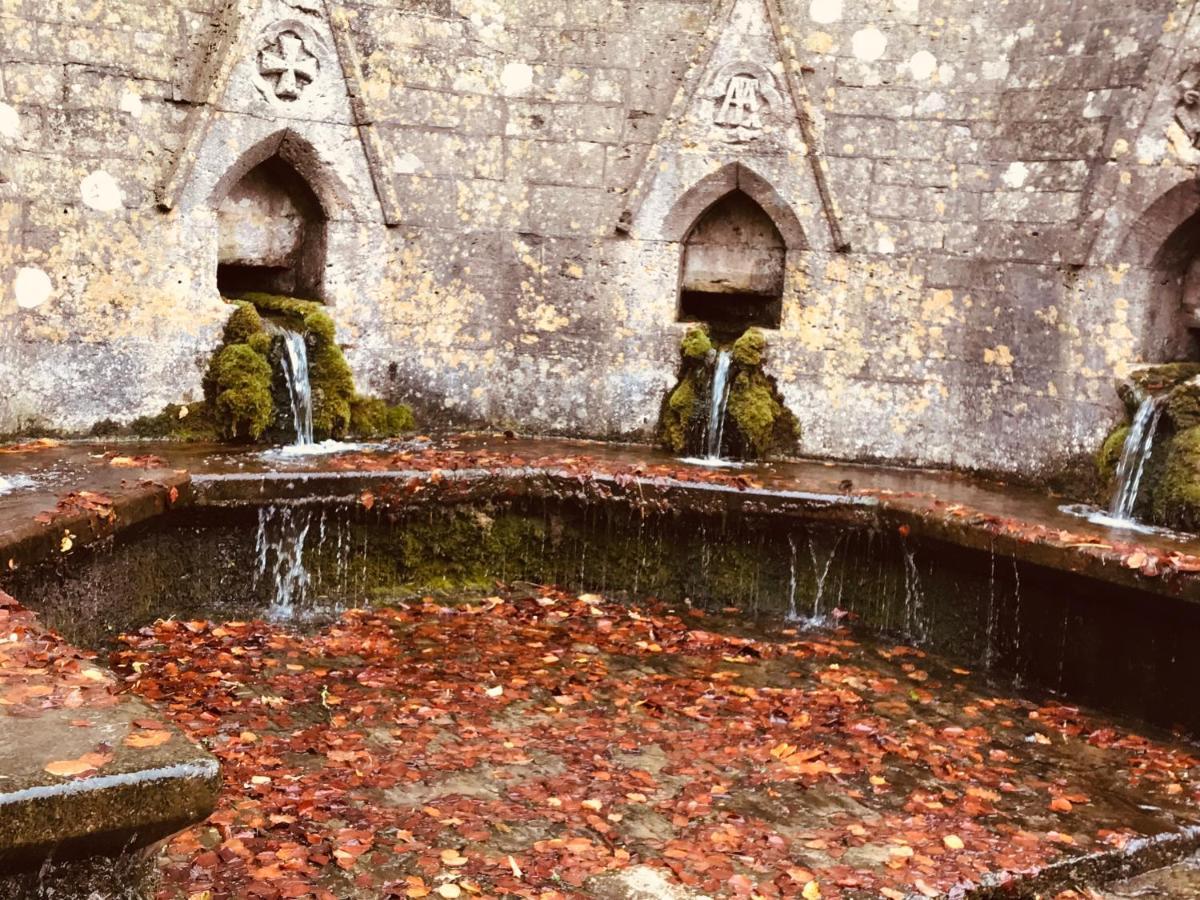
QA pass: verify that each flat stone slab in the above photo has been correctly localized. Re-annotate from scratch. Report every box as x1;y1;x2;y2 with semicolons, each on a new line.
0;590;219;870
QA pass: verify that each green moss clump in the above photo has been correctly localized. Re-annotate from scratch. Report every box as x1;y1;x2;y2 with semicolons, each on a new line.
731;327;766;367
1167;381;1200;431
230;293;358;440
658;371;702;454
350;397;415;439
1151;427;1200;531
223;303;263;345
680;325;713;362
1096;424;1131;484
132;293;416;443
726;370;800;459
247;332;273;356
211;344;274;440
308;343;354;438
129;403;221;441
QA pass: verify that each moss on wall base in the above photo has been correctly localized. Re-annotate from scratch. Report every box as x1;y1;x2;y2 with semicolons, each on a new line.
122;295;415;444
1096;424;1131;484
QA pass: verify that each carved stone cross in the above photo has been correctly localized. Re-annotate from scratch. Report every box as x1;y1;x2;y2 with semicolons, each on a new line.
259;31;318;101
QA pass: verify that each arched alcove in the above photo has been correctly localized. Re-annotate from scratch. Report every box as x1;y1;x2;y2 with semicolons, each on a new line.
678;190;785;332
216;155;327;300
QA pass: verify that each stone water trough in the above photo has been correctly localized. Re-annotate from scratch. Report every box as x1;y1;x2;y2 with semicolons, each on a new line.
4;437;1200;897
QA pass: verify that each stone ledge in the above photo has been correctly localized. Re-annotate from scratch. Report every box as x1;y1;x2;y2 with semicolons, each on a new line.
0;591;219;873
190;464;1200;603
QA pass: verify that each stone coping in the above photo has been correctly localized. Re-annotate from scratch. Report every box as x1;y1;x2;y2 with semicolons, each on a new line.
189;463;1200;604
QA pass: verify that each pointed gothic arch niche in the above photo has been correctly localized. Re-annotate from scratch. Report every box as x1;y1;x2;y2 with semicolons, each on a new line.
678;190;786;332
1122;180;1200;361
211;131;346;301
666;163;804;335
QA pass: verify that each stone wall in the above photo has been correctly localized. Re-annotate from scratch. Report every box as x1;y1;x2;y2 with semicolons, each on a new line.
3;0;1200;478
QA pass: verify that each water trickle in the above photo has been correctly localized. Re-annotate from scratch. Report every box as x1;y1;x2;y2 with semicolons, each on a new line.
807;533;842;623
786;533;798;621
254;505;312;619
901;545;926;644
266;321;314;447
1109;392;1167;522
705;350;733;460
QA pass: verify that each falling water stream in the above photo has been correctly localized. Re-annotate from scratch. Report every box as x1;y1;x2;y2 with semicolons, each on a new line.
1109;393;1167;521
265;322;315;447
705;350;733;460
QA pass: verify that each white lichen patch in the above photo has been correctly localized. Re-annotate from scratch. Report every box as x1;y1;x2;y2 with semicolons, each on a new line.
118;90;143;118
0;102;20;140
499;62;534;96
1001;162;1029;189
908;50;938;80
809;0;842;24
14;267;53;309
80;170;123;212
852;27;888;62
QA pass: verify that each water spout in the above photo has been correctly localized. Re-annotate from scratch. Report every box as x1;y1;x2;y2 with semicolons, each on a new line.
266;321;314;447
705;350;733;460
1109;393;1167;521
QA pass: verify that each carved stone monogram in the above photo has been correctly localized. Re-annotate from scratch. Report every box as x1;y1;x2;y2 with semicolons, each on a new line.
715;75;762;130
252;21;328;105
707;61;782;143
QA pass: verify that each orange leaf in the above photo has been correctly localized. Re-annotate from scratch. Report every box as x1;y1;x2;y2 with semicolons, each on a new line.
44;750;112;777
124;729;172;748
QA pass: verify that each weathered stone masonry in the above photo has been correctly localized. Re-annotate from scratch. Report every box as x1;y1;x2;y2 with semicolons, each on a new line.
4;0;1200;478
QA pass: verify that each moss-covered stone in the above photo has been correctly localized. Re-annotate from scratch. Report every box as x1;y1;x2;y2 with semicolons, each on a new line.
658;371;703;454
223;303;263;345
128;404;221;441
731;327;766;367
725;370;800;459
350;397;415;439
211;344;273;440
308;343;354;438
1151;427;1200;532
680;325;713;362
1166;380;1200;431
1096;424;1131;484
1128;363;1200;397
131;293;415;443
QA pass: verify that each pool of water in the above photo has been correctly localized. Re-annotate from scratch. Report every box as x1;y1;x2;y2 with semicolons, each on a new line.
7;479;1200;897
